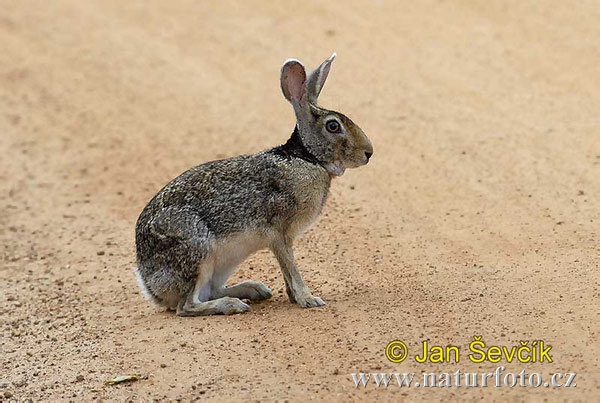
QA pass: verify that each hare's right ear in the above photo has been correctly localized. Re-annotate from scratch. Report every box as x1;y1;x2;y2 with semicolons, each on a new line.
281;59;308;115
306;53;335;105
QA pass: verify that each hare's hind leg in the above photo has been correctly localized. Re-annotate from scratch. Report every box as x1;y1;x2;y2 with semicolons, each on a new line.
177;294;250;316
212;280;273;301
177;296;250;316
176;271;250;316
208;233;273;301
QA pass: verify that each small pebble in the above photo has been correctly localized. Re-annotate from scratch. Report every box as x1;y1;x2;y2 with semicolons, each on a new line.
13;378;26;387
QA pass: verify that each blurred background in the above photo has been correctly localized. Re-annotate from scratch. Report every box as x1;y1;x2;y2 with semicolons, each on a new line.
1;1;598;400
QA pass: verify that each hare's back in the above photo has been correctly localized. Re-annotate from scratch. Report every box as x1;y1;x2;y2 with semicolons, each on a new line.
138;153;300;237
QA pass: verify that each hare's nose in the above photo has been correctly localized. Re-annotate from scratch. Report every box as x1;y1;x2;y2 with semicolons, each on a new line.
365;151;373;162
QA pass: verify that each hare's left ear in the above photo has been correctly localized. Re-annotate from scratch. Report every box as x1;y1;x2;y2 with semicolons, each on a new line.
306;52;336;104
281;59;307;105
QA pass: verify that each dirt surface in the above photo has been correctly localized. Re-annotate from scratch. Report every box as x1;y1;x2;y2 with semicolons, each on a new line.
1;1;599;401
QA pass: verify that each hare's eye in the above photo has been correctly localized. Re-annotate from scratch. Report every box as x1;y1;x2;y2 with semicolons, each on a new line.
325;120;341;133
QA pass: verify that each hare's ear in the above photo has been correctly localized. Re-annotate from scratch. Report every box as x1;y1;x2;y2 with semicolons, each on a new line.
306;52;336;104
281;59;308;110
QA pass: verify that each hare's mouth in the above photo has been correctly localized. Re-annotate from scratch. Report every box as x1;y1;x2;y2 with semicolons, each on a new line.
324;161;345;177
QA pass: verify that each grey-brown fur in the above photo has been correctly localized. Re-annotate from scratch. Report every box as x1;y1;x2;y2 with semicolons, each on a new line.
135;53;373;316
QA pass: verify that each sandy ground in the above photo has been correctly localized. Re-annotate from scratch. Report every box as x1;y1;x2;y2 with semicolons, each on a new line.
1;0;599;401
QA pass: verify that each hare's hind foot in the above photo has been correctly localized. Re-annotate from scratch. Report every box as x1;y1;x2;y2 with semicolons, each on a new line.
213;280;273;301
177;295;250;316
176;274;264;316
176;275;250;316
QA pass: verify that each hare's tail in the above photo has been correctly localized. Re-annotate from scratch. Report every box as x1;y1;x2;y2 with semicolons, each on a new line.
133;266;163;306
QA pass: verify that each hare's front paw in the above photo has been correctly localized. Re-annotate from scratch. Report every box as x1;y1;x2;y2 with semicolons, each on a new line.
296;294;326;308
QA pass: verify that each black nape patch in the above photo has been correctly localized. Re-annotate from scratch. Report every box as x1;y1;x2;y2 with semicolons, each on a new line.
270;127;323;167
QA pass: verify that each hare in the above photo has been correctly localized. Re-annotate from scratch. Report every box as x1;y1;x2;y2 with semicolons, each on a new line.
135;53;373;316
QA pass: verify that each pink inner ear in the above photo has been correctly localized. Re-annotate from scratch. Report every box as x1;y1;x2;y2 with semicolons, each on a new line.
285;63;306;102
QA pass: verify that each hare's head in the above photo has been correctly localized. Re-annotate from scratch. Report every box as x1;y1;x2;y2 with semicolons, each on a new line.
280;53;373;176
